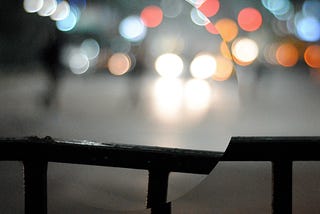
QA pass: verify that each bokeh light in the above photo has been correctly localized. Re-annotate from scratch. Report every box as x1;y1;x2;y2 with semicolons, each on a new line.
275;43;299;67
198;0;220;18
303;0;320;19
108;53;132;76
205;22;219;34
295;14;320;42
263;43;278;65
50;1;70;21
212;55;233;81
56;8;77;31
155;53;184;78
190;53;216;79
185;0;206;8
220;41;232;59
215;18;238;42
191;8;210;26
232;38;259;66
119;16;147;43
38;0;57;16
69;0;86;9
237;8;262;32
80;38;100;60
262;0;292;20
140;5;163;28
304;45;320;68
262;0;286;12
274;4;294;21
161;0;183;18
69;52;89;75
23;0;44;13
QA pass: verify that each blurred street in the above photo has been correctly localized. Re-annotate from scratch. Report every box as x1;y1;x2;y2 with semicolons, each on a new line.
1;64;320;213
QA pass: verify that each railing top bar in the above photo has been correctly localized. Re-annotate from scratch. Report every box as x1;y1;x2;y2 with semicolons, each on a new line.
223;136;320;161
1;136;320;173
0;137;222;174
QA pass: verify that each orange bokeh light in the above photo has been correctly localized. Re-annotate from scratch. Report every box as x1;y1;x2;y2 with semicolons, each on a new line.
198;0;220;17
215;18;238;42
213;55;234;81
304;45;320;68
220;41;232;59
140;5;163;28
276;43;299;67
108;53;131;75
237;7;262;32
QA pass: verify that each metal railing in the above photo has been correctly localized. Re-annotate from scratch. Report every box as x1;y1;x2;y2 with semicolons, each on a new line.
1;136;320;214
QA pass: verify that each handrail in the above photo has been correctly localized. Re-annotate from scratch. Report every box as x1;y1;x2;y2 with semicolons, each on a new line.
224;136;320;161
0;136;222;213
1;136;320;214
0;136;222;174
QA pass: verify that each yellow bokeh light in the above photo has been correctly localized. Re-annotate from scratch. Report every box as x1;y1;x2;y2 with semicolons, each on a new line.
107;53;131;76
231;37;259;66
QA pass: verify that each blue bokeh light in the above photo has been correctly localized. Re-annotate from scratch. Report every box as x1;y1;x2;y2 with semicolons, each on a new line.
303;0;320;19
56;8;77;31
119;16;147;43
295;16;320;42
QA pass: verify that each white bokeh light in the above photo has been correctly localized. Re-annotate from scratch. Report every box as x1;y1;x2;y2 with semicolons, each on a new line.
155;53;184;78
69;52;90;75
190;53;217;79
119;16;147;42
38;0;57;16
23;0;44;13
50;1;70;21
190;8;210;26
80;38;100;60
232;38;259;65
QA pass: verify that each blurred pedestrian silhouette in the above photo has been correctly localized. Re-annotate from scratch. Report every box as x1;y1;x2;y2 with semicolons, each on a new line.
41;29;64;109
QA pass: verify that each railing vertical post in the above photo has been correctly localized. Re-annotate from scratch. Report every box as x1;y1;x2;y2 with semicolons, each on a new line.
272;160;292;214
147;169;171;214
23;160;48;214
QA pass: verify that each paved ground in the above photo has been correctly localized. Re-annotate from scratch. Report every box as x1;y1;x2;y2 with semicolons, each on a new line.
0;66;320;213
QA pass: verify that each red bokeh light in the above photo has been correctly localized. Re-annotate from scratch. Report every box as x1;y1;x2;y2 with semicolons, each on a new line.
205;22;219;34
140;6;163;28
198;0;220;18
237;8;262;32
